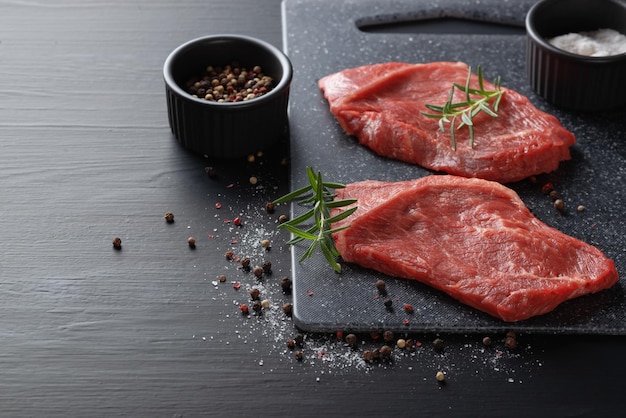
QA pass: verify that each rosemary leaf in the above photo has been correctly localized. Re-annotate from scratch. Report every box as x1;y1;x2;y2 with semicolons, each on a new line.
273;167;357;273
326;198;357;208
327;206;358;224
421;65;504;150
272;185;314;204
280;223;318;241
320;239;342;273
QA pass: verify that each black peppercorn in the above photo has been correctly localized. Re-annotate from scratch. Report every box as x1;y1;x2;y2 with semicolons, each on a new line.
505;331;517;350
345;333;358;348
241;257;251;270
383;330;394;343
375;279;386;292
253;265;264;278
282;303;293;316
265;202;275;213
164;212;174;223
280;277;293;294
249;288;260;300
112;237;122;250
262;261;272;274
380;345;392;359
433;338;445;352
204;166;217;178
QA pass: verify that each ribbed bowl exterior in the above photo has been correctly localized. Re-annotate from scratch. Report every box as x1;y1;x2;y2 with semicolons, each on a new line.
165;84;290;158
527;36;626;112
525;0;626;112
163;34;292;158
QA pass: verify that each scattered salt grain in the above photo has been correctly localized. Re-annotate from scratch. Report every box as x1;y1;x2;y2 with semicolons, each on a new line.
549;28;626;57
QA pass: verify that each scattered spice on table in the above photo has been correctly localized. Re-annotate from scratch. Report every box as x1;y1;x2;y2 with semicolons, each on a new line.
554;199;565;212
280;277;292;294
253;265;264;278
379;345;392;359
433;338;445;352
345;333;358;348
282;303;293;316
505;331;518;350
241;257;251;270
204;166;217;178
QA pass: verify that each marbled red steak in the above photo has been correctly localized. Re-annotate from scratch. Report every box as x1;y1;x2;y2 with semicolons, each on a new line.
319;62;576;183
331;175;618;322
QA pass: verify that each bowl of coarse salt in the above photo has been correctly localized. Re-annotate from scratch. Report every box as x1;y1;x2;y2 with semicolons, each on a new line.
526;0;626;112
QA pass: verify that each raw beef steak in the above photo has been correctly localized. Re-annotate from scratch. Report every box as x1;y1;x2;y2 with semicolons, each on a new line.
319;62;576;183
331;175;618;322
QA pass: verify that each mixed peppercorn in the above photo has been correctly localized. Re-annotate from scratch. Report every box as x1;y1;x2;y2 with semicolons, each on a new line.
185;62;274;103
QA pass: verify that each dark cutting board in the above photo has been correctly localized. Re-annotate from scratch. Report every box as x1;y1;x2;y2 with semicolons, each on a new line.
282;0;626;334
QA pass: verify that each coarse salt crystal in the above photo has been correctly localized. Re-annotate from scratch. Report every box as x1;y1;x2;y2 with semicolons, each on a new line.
549;28;626;57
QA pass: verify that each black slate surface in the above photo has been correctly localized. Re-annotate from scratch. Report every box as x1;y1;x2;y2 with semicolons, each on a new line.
282;0;626;334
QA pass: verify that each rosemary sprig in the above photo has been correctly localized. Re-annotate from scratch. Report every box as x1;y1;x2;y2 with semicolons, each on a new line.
421;65;504;150
273;167;357;273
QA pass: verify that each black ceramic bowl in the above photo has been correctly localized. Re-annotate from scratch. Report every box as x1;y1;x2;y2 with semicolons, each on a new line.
526;0;626;112
164;35;292;158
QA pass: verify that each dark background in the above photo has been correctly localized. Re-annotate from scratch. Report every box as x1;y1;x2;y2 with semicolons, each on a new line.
0;1;624;416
